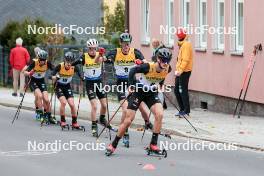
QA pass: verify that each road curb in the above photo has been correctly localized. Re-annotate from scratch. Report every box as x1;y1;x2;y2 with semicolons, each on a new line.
1;102;263;152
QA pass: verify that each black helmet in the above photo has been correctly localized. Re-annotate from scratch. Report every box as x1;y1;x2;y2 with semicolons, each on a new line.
64;52;75;63
157;48;172;63
120;33;132;43
37;50;48;61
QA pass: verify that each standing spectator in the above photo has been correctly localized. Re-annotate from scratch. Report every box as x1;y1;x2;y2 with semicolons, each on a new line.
151;38;165;62
9;37;30;97
34;47;41;58
174;28;193;117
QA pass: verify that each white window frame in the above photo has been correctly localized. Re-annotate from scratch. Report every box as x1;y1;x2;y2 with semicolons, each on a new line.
196;0;207;49
165;0;174;47
182;0;190;28
235;0;244;51
141;0;150;45
214;0;225;51
231;0;244;53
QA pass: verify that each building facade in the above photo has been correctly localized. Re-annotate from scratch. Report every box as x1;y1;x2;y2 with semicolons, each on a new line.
128;0;264;115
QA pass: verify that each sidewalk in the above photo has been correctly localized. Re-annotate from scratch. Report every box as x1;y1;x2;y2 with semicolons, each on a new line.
1;87;264;151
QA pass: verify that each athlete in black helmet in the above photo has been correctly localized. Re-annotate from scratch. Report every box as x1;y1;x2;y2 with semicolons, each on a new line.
52;51;84;130
23;50;56;124
96;32;153;148
105;47;172;156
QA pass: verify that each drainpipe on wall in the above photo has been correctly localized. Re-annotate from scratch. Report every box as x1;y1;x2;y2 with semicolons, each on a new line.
125;0;129;32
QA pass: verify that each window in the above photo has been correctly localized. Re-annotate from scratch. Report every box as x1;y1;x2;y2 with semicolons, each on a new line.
196;0;207;49
231;0;244;53
214;0;225;50
141;0;150;44
165;0;174;46
182;0;190;28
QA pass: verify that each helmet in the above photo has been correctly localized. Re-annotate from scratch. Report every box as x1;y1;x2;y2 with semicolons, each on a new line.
64;51;75;63
87;39;99;48
120;33;132;43
176;28;187;40
37;50;48;61
157;48;172;64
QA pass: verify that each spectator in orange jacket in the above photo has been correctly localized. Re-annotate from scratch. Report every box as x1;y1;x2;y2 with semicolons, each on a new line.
174;28;193;117
9;37;30;97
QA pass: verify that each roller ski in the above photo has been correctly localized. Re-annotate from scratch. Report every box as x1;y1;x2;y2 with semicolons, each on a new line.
123;133;129;148
105;144;116;156
145;144;167;158
71;122;85;132
59;121;70;131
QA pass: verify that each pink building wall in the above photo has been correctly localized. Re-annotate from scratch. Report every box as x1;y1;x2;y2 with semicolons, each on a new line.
129;0;264;104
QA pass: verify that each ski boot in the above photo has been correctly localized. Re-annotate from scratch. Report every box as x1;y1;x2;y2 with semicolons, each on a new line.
45;112;58;125
35;113;41;121
91;122;98;137
145;144;167;158
40;113;49;126
60;121;70;131
122;133;129;148
105;144;116;156
35;110;41;121
71;122;85;132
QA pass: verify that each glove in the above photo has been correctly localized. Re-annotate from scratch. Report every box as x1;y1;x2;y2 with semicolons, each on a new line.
98;47;106;56
29;70;34;76
135;59;143;65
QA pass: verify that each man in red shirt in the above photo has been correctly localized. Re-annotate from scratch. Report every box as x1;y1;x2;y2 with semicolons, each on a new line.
9;37;30;97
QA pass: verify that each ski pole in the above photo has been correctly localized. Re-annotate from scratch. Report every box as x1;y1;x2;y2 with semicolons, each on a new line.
76;80;83;118
163;92;198;132
49;81;57;117
97;93;132;140
11;77;32;124
141;111;151;142
233;54;254;117
237;44;262;118
101;54;111;140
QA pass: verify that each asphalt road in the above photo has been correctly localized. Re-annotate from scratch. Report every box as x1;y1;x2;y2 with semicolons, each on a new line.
0;105;263;176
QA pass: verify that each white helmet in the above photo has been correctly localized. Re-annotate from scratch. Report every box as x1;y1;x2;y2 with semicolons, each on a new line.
87;39;99;48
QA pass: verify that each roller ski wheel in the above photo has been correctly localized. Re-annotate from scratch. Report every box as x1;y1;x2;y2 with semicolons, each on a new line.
60;122;70;131
145;144;167;158
71;123;85;132
123;135;129;148
105;144;116;157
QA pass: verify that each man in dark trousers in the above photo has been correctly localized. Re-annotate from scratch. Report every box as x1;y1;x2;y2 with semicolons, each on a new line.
174;28;193;117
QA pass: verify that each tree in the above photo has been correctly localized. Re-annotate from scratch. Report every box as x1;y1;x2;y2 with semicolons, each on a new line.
0;17;70;61
103;0;125;47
